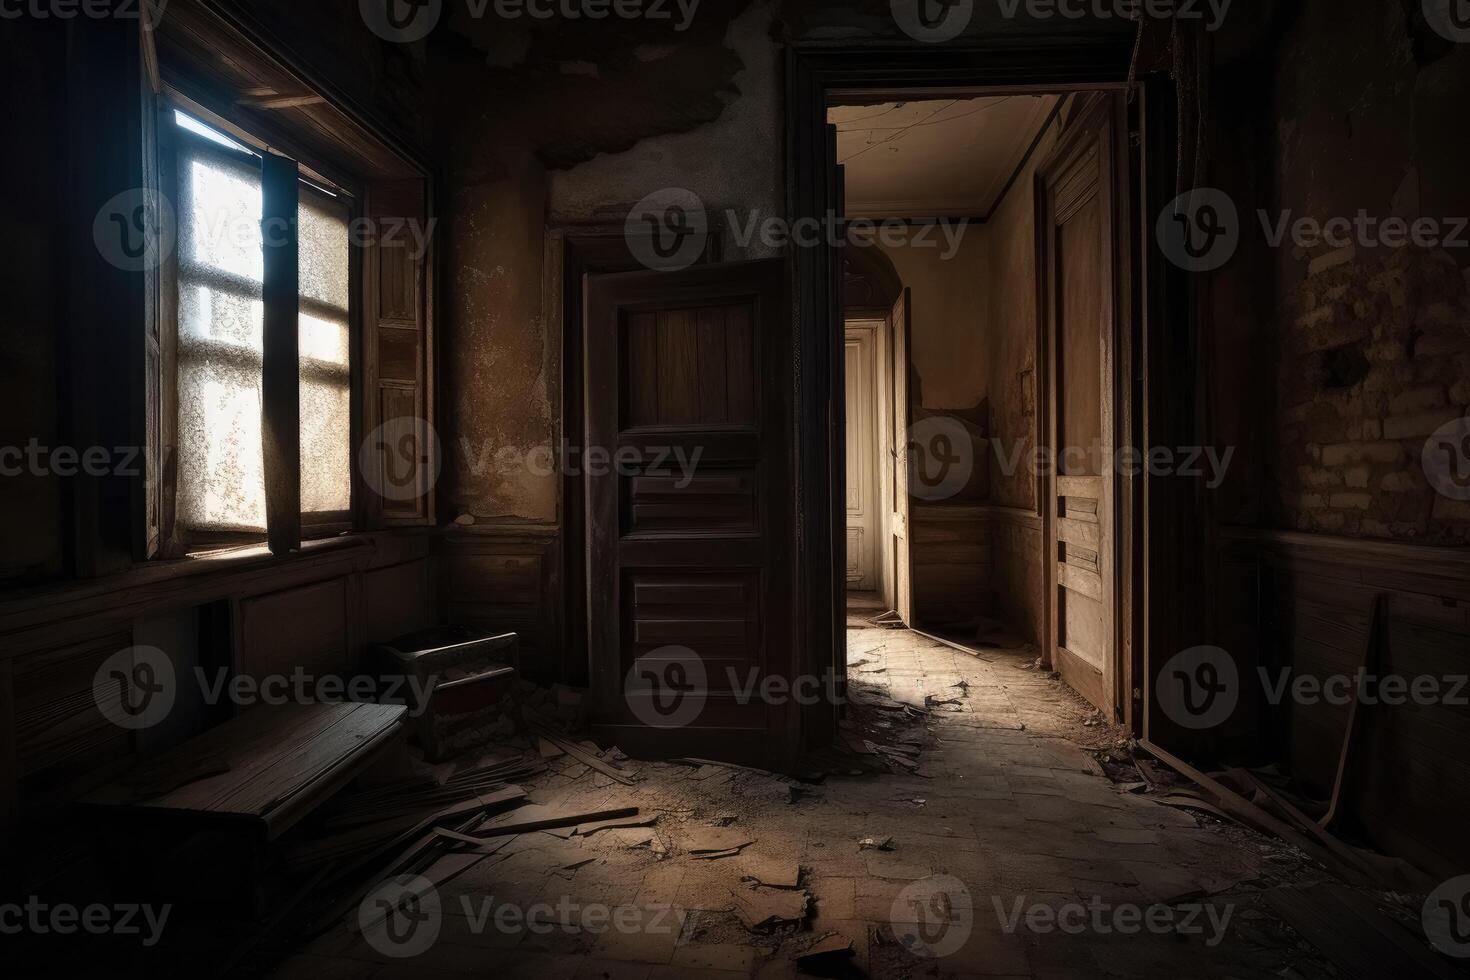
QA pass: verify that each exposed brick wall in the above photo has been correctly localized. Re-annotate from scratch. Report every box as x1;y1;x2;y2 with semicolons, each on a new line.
1275;245;1470;543
1266;1;1470;546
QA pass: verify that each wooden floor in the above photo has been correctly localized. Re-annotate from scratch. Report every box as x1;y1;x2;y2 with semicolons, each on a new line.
271;628;1348;978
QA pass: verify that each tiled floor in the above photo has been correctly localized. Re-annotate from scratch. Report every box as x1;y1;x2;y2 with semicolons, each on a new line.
275;626;1336;979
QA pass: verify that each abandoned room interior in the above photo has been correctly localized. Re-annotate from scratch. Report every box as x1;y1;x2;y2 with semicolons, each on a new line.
4;0;1470;976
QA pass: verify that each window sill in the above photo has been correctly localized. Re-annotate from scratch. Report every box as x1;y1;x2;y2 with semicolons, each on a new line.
0;529;437;652
181;533;363;565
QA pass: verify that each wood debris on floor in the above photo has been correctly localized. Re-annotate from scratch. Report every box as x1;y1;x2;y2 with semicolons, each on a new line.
38;626;1447;978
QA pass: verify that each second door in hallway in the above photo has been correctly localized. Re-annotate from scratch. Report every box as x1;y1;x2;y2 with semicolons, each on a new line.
1039;96;1121;718
845;322;882;593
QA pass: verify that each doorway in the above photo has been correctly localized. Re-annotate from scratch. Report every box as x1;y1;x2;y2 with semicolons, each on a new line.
844;318;885;597
571;44;1179;767
799;44;1161;739
1037;94;1127;717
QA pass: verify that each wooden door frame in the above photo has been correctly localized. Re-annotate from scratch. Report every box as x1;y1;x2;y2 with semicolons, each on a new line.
1035;92;1129;723
787;42;1178;746
582;258;796;769
842;316;890;601
551;225;720;688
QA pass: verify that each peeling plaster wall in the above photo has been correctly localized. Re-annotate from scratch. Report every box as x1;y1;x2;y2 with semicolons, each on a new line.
439;0;1134;525
549;1;784;248
430;0;1135;660
444;137;557;523
441;1;782;528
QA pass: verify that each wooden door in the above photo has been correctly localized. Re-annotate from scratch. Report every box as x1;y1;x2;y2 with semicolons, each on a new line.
1039;100;1118;716
585;259;794;767
890;288;914;625
844;324;881;592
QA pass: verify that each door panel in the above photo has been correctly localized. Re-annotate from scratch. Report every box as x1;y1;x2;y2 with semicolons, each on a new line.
1041;100;1117;717
844;327;880;591
585;259;793;767
891;288;914;625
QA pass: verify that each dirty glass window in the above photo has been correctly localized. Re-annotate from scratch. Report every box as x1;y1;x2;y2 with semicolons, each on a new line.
298;188;352;518
175;130;268;535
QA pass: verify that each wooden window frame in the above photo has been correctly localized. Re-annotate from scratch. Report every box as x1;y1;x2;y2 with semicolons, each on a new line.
144;1;438;560
157;103;361;557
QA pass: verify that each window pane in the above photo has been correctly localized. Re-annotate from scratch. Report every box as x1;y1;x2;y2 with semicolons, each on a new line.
176;141;267;533
299;189;352;516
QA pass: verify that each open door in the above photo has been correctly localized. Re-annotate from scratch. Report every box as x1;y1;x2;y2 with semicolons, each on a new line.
1038;97;1119;716
584;259;795;767
843;324;881;593
890;287;914;626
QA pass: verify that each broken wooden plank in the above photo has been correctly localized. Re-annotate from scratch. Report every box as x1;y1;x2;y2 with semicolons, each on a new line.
321;787;526;890
576;814;657;836
730;887;810;931
796;932;854;967
325;783;527;831
1320;595;1384;831
673;757;784;780
1231;769;1381;883
532;729;636;785
1139;740;1373;887
433;827;513;852
477;805;639;838
739;854;801;889
335;809;491;935
1152;794;1234;822
686;828;756;854
693;847;744;861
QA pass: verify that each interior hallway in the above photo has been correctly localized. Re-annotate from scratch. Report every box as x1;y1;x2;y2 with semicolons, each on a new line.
274;625;1341;979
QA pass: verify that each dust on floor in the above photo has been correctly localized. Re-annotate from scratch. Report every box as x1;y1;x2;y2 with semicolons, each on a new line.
278;628;1343;979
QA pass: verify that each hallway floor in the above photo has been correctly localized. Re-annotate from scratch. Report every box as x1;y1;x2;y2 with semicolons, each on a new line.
280;627;1344;979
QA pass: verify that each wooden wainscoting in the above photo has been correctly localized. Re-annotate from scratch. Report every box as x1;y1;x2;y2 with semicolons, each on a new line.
441;527;560;680
911;503;993;630
0;532;438;833
988;506;1046;646
1225;528;1470;880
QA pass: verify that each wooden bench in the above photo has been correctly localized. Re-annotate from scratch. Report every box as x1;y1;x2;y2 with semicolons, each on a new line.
86;701;408;841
